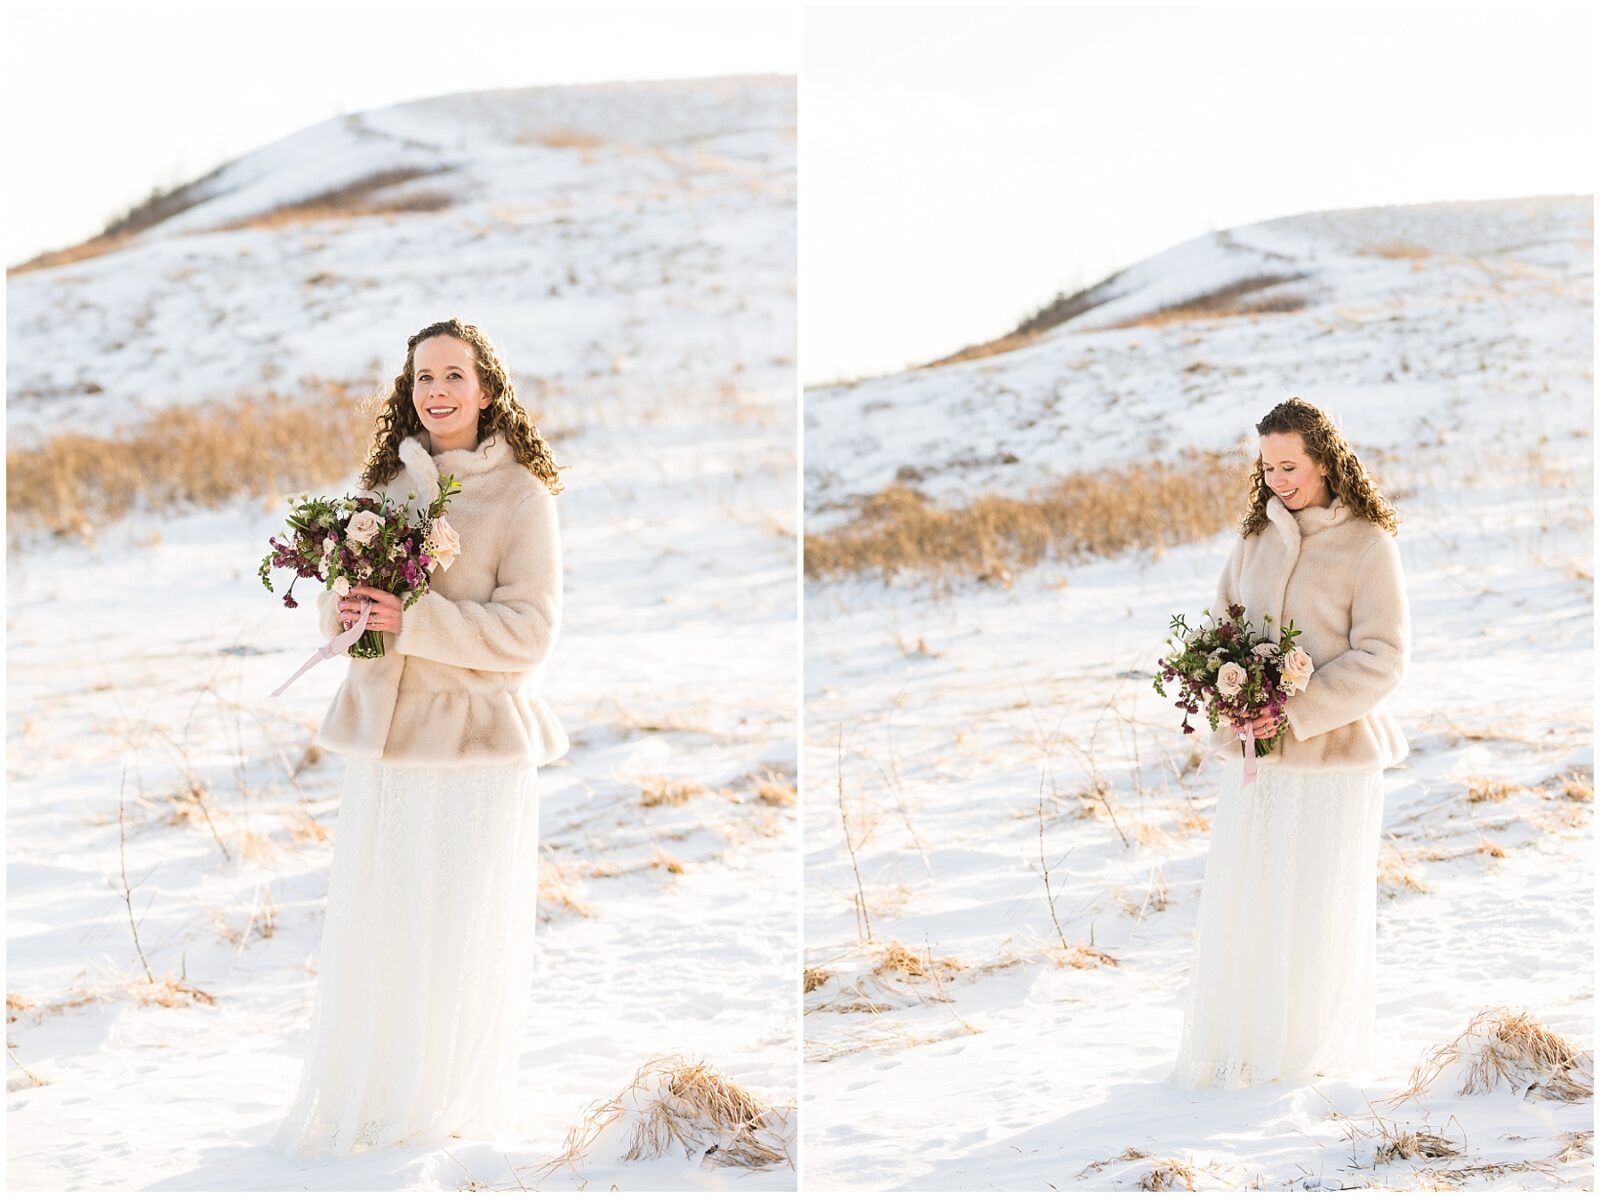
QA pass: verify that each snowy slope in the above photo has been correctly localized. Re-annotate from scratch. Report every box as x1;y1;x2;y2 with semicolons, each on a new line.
802;196;1594;1190
6;76;798;1192
805;195;1591;527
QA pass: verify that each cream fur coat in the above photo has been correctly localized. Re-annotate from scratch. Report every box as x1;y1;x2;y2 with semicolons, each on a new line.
312;429;569;767
1205;492;1409;773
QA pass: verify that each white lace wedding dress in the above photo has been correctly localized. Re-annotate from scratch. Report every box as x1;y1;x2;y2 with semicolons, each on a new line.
1170;754;1386;1088
271;756;542;1156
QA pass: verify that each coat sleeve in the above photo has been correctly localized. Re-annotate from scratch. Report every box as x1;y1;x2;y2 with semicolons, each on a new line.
392;488;562;672
315;586;345;641
1211;536;1244;620
1284;534;1409;741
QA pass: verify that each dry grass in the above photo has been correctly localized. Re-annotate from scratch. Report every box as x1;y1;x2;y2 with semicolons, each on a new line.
1398;1007;1594;1104
1373;1126;1463;1165
1139;1159;1197;1191
1464;777;1523;804
540;1055;792;1176
520;128;606;150
802;967;832;994
872;940;965;983
921;330;1047;369
752;769;796;807
650;848;685;875
1050;942;1121;970
203;166;454;232
805;448;1247;584
211;886;277;946
1540;767;1593;804
1360;242;1432;260
538;860;593;920
1378;840;1430;896
8;384;380;544
9;165;228;275
9;231;143;275
638;777;706;808
1079;1148;1207;1191
1097;273;1309;330
921;276;1121;368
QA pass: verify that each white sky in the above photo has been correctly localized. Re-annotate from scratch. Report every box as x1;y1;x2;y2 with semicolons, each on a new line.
2;1;799;268
802;4;1596;384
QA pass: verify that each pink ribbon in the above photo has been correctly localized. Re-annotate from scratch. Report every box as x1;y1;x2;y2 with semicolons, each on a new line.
1194;720;1260;788
269;597;371;698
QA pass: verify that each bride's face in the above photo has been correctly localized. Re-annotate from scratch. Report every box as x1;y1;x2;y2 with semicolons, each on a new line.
412;335;490;450
1259;431;1331;510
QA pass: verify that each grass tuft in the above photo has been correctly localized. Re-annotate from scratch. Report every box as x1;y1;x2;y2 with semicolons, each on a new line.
805;449;1246;584
542;1054;793;1174
1399;1006;1593;1104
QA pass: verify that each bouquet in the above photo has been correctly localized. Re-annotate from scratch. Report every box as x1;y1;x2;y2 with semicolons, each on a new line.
260;474;461;692
1153;603;1314;780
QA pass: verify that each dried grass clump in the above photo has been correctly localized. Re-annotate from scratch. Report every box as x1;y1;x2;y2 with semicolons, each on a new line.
1374;1126;1462;1165
922;276;1120;368
1050;943;1121;970
805;448;1245;584
650;848;685;875
1138;1159;1197;1191
520;128;606;150
211;889;277;945
539;860;594;920
542;1055;793;1176
1360;242;1432;260
752;770;796;807
639;776;706;808
1098;273;1309;330
872;940;965;982
205;166;453;231
128;975;216;1009
1378;841;1430;896
1541;768;1593;804
1464;777;1522;804
802;967;832;994
1400;1007;1594;1103
8;385;377;543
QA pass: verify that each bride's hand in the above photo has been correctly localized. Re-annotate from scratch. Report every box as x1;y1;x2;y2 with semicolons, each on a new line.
340;586;404;634
1237;710;1283;740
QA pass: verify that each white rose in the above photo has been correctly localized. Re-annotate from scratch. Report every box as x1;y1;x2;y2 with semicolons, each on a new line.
425;516;462;572
332;576;351;597
1216;661;1248;698
345;509;383;546
1252;641;1277;658
1284;647;1314;678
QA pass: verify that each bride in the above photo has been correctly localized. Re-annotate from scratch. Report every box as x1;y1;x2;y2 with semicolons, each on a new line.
272;318;569;1155
1171;397;1410;1089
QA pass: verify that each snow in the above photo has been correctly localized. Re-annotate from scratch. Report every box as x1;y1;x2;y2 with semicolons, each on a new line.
802;196;1593;1189
6;75;798;1191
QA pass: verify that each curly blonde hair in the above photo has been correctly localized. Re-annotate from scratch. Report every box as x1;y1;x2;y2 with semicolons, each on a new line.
1240;397;1397;537
359;318;564;495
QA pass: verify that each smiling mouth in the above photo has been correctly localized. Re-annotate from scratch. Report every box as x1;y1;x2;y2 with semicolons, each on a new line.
426;407;458;417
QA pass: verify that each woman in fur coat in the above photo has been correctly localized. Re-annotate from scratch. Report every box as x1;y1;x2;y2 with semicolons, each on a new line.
272;318;568;1156
1170;397;1409;1089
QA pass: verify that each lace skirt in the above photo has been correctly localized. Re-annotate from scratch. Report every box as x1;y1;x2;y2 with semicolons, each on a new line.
1170;756;1386;1089
271;756;541;1157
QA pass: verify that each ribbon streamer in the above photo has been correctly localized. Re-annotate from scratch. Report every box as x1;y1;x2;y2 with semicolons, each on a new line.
269;596;372;698
1194;719;1261;788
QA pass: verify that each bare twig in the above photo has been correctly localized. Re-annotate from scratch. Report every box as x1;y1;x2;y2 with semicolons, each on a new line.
837;726;873;943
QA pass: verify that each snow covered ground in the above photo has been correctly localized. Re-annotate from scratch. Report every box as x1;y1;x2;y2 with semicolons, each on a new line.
6;76;799;1191
802;196;1594;1190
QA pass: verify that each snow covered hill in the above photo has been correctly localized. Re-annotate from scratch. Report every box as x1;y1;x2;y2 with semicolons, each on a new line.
6;75;798;1191
802;196;1593;1190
